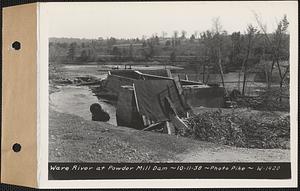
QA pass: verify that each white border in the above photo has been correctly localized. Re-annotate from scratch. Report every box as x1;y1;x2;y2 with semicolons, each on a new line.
37;1;298;188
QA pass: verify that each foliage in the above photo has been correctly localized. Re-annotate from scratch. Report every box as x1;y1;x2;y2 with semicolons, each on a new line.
189;34;196;42
170;51;176;62
67;42;77;61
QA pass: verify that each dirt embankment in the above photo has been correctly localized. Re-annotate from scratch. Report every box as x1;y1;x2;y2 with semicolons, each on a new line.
49;109;290;163
49;109;202;162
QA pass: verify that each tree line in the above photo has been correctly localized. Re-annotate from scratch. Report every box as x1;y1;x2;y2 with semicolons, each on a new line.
49;15;290;97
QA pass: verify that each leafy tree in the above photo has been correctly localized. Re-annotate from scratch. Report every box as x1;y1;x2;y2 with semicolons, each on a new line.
154;35;160;45
190;34;196;42
140;41;156;60
122;48;127;58
67;42;77;61
128;44;134;60
148;43;155;58
230;32;243;68
165;40;171;46
142;41;147;47
49;43;61;62
170;51;176;62
111;47;121;56
80;49;89;61
107;37;117;47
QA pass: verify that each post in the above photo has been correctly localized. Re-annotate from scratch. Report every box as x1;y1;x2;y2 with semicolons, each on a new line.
185;73;188;81
132;83;140;112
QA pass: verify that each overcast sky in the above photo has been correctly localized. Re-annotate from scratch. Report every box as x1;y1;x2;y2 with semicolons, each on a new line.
42;1;297;39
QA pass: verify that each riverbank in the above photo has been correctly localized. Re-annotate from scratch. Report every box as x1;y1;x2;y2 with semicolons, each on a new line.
49;109;290;162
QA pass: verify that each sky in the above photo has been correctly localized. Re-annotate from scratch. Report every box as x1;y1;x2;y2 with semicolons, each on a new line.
42;1;297;39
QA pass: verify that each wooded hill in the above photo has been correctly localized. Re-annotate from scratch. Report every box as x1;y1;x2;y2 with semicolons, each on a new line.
50;15;290;97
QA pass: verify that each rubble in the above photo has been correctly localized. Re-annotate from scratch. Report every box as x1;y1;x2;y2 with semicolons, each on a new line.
184;109;290;149
234;87;290;112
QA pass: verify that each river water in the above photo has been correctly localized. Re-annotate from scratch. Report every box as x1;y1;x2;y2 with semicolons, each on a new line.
50;85;117;125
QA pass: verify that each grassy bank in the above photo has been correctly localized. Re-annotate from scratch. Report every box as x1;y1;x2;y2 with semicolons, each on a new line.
49;108;290;162
49;109;209;162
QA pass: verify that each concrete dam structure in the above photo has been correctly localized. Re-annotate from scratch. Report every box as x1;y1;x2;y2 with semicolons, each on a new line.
99;69;225;108
93;69;225;132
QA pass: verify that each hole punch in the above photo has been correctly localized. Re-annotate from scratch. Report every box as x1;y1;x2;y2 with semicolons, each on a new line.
12;143;21;152
12;41;21;50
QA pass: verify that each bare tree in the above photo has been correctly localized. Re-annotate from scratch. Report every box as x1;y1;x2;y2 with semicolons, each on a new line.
129;44;134;60
200;31;213;84
241;25;259;95
172;30;179;47
254;13;290;101
194;31;199;39
161;31;168;39
173;30;178;39
67;42;77;61
212;17;226;89
181;30;187;39
212;17;223;34
274;15;290;101
49;43;61;62
254;12;274;89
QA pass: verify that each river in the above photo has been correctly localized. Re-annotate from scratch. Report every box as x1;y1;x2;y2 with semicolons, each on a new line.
50;85;117;125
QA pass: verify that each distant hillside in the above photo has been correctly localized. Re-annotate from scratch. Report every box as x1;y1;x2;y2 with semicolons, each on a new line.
49;33;289;76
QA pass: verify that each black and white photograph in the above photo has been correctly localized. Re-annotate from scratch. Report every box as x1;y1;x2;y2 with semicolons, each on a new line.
45;1;297;183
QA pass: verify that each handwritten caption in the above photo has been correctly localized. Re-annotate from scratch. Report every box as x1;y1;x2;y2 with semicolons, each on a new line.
50;164;281;172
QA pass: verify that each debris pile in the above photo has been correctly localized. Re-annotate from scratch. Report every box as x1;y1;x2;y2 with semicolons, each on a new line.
236;96;289;112
241;114;290;149
235;88;290;112
184;110;290;149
